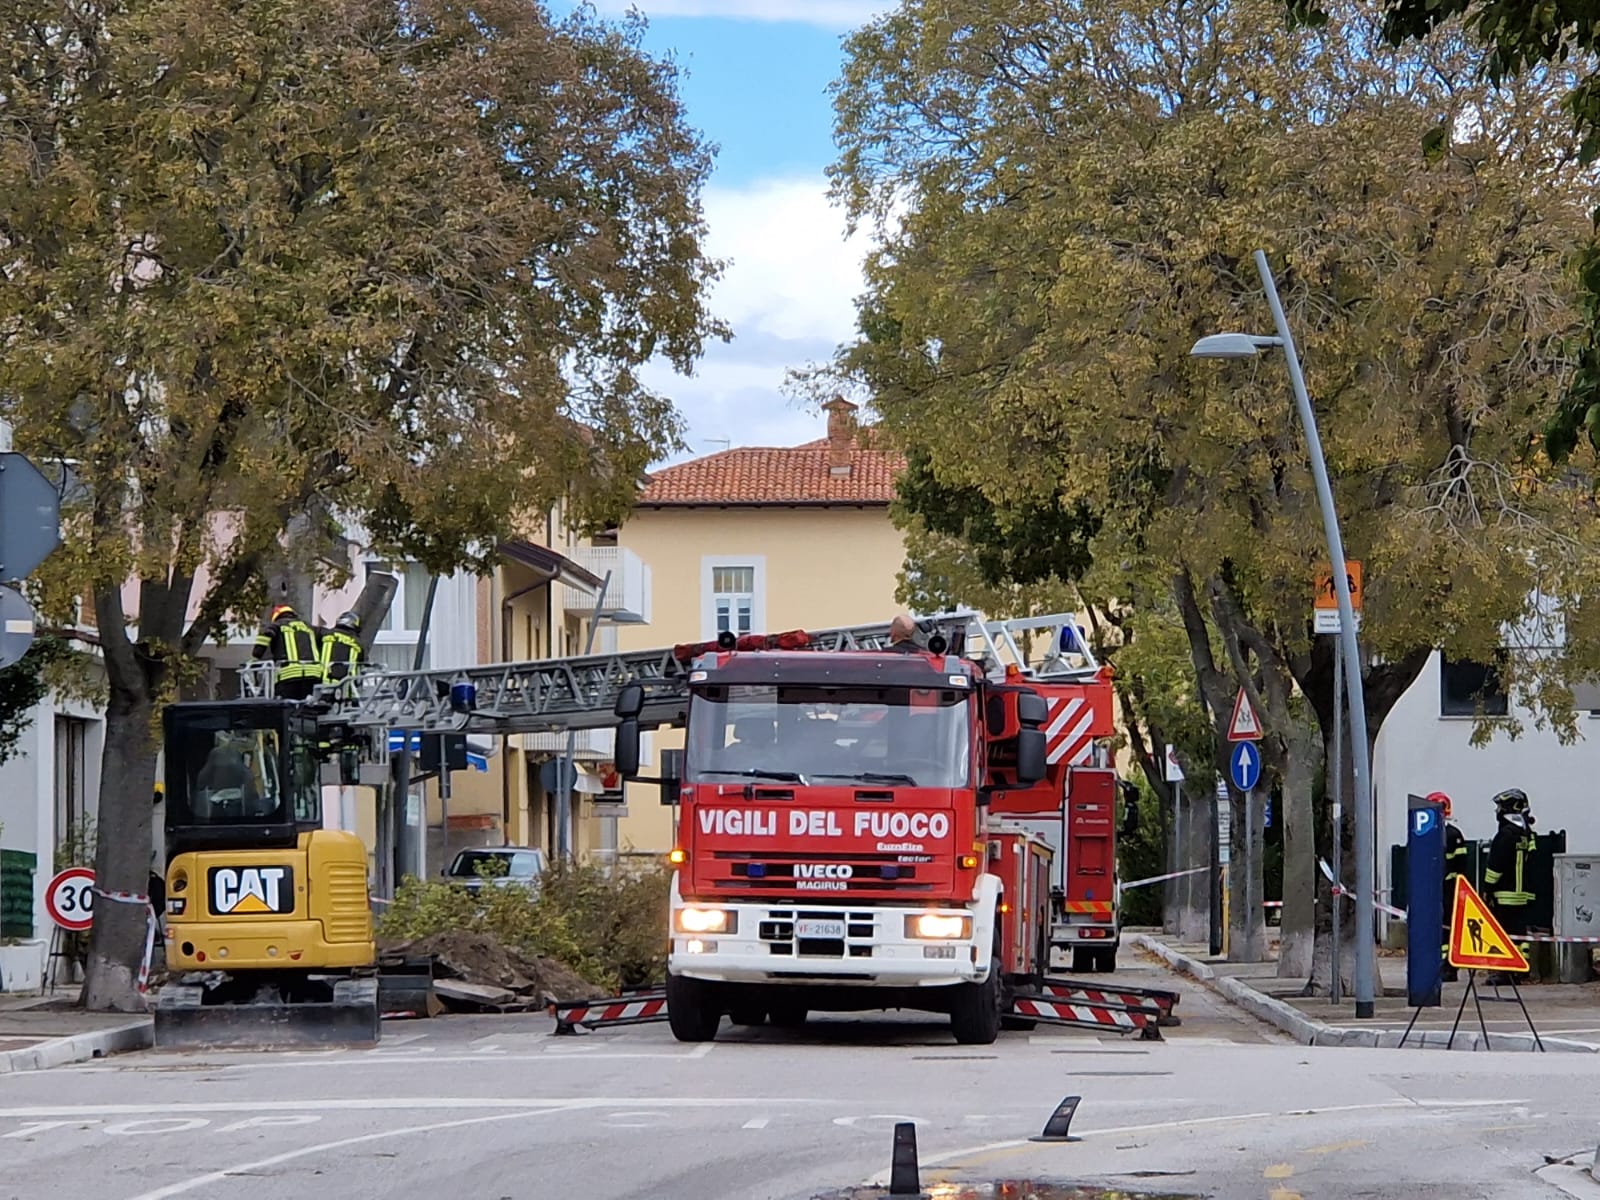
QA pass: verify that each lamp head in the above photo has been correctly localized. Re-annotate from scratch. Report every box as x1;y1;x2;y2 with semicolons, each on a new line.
1189;333;1282;359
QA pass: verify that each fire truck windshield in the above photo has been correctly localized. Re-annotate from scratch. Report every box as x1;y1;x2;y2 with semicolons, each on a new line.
686;684;972;787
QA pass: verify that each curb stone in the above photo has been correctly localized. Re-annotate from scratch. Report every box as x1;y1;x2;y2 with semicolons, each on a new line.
1128;933;1598;1054
0;1018;152;1073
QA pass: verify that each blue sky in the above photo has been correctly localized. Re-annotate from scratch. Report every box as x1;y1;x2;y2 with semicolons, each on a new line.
558;1;891;464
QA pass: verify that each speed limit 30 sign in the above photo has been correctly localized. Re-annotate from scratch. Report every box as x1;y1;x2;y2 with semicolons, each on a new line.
46;867;95;931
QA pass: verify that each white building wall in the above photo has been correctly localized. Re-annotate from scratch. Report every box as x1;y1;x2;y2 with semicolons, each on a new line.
0;690;104;971
1374;649;1600;908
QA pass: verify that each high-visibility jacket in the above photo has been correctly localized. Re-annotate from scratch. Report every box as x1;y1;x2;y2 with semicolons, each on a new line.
253;617;322;683
1483;816;1536;907
319;628;363;684
1443;823;1468;885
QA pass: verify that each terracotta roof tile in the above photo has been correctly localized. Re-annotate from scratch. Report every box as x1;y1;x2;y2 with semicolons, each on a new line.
640;434;903;507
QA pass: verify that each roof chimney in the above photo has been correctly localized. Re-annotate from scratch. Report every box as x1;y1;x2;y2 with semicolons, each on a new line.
824;397;857;477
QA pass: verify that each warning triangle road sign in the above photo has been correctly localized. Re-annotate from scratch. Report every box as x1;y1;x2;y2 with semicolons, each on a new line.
1447;877;1529;973
1227;688;1262;741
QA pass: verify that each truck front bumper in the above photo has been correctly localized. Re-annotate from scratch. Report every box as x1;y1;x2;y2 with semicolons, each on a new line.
669;892;990;987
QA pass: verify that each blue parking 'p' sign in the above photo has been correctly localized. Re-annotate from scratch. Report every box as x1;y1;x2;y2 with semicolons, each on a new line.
1412;807;1437;838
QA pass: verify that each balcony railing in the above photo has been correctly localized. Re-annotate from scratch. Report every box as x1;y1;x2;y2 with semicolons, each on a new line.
560;546;650;624
518;727;616;760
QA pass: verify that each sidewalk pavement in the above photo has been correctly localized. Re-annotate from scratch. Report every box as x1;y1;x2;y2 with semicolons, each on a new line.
1130;929;1600;1054
0;989;152;1073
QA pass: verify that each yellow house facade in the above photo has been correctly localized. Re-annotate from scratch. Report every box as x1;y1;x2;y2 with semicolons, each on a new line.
426;510;654;869
612;398;908;859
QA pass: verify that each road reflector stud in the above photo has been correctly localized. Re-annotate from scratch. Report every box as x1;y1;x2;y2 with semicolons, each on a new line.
1029;1095;1082;1143
888;1121;927;1197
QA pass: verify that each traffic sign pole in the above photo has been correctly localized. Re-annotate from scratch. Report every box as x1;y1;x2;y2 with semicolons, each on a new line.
1331;646;1343;1006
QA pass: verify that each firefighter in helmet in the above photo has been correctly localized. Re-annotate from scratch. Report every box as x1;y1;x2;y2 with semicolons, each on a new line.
319;610;365;695
252;603;322;700
1428;791;1467;982
1482;787;1537;983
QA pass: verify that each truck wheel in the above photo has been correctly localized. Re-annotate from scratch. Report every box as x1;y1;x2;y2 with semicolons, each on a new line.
767;1002;807;1028
666;974;721;1043
950;956;1003;1045
1093;946;1118;973
1071;947;1096;974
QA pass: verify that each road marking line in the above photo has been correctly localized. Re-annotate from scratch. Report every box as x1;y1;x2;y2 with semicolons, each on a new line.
72;1050;714;1073
122;1108;579;1199
106;1119;211;1137
743;1118;769;1130
2;1120;101;1139
0;1097;839;1119
1263;1164;1294;1179
1268;1189;1303;1200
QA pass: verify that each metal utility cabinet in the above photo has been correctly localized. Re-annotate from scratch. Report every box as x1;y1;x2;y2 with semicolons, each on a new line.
1552;853;1600;983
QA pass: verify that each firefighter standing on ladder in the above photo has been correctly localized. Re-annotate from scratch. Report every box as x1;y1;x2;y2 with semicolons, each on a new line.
1483;787;1537;984
253;604;322;699
319;610;365;696
1430;791;1467;982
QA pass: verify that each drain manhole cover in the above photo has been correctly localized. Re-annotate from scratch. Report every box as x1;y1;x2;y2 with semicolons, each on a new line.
814;1182;1202;1199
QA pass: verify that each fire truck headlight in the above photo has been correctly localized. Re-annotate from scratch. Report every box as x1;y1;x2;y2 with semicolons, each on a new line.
906;913;971;940
676;907;734;934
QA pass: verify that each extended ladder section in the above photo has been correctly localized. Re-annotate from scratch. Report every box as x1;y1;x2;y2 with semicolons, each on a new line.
241;611;1102;737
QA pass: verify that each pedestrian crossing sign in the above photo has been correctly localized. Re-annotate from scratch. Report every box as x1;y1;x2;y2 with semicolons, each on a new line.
1447;876;1529;973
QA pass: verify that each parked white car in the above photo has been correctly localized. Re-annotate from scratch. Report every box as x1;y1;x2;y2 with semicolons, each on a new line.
442;846;547;894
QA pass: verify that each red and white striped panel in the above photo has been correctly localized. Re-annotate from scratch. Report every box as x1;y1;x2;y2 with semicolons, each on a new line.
1012;996;1157;1032
560;997;667;1027
1040;982;1174;1016
1044;695;1099;766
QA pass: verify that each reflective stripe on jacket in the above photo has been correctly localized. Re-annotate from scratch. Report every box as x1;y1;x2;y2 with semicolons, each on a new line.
319;629;363;683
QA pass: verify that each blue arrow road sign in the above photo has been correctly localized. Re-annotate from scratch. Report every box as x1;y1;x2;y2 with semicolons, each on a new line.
1229;740;1262;792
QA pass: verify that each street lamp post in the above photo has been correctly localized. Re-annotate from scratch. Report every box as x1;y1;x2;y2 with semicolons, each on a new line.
1188;248;1376;1019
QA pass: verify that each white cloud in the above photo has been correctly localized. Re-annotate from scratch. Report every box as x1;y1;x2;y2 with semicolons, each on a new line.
646;174;874;462
590;0;888;27
702;177;870;343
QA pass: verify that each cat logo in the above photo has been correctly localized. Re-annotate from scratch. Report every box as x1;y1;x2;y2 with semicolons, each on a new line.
209;866;294;915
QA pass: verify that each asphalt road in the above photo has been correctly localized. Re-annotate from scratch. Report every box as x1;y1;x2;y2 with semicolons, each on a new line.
0;949;1595;1200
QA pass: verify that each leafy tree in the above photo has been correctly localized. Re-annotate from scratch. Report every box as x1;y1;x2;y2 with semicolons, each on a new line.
831;0;1600;978
0;0;723;1009
1289;0;1600;480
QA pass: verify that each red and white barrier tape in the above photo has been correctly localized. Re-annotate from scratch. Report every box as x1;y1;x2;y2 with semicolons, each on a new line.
92;889;157;994
1119;866;1209;893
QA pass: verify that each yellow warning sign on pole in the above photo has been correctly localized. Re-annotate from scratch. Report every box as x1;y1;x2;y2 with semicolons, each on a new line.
1447;876;1529;973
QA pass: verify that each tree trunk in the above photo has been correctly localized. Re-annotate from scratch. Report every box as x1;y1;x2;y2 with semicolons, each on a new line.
1178;782;1211;942
81;678;159;1011
1276;715;1319;979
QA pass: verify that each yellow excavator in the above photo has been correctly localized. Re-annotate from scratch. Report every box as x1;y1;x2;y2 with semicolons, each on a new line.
152;576;436;1050
153;696;404;1048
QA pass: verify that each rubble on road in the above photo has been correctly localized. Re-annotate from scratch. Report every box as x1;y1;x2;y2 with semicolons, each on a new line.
384;931;607;1013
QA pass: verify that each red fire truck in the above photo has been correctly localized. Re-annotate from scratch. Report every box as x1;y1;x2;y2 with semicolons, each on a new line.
611;615;1122;1044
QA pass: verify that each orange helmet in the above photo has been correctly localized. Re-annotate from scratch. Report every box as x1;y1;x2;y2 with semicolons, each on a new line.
270;604;295;621
1426;790;1452;820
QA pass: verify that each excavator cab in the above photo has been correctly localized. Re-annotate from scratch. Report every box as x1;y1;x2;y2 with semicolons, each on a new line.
164;700;324;855
154;700;382;1050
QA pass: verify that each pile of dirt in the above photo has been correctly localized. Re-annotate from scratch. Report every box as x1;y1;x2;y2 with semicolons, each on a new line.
387;930;607;1012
